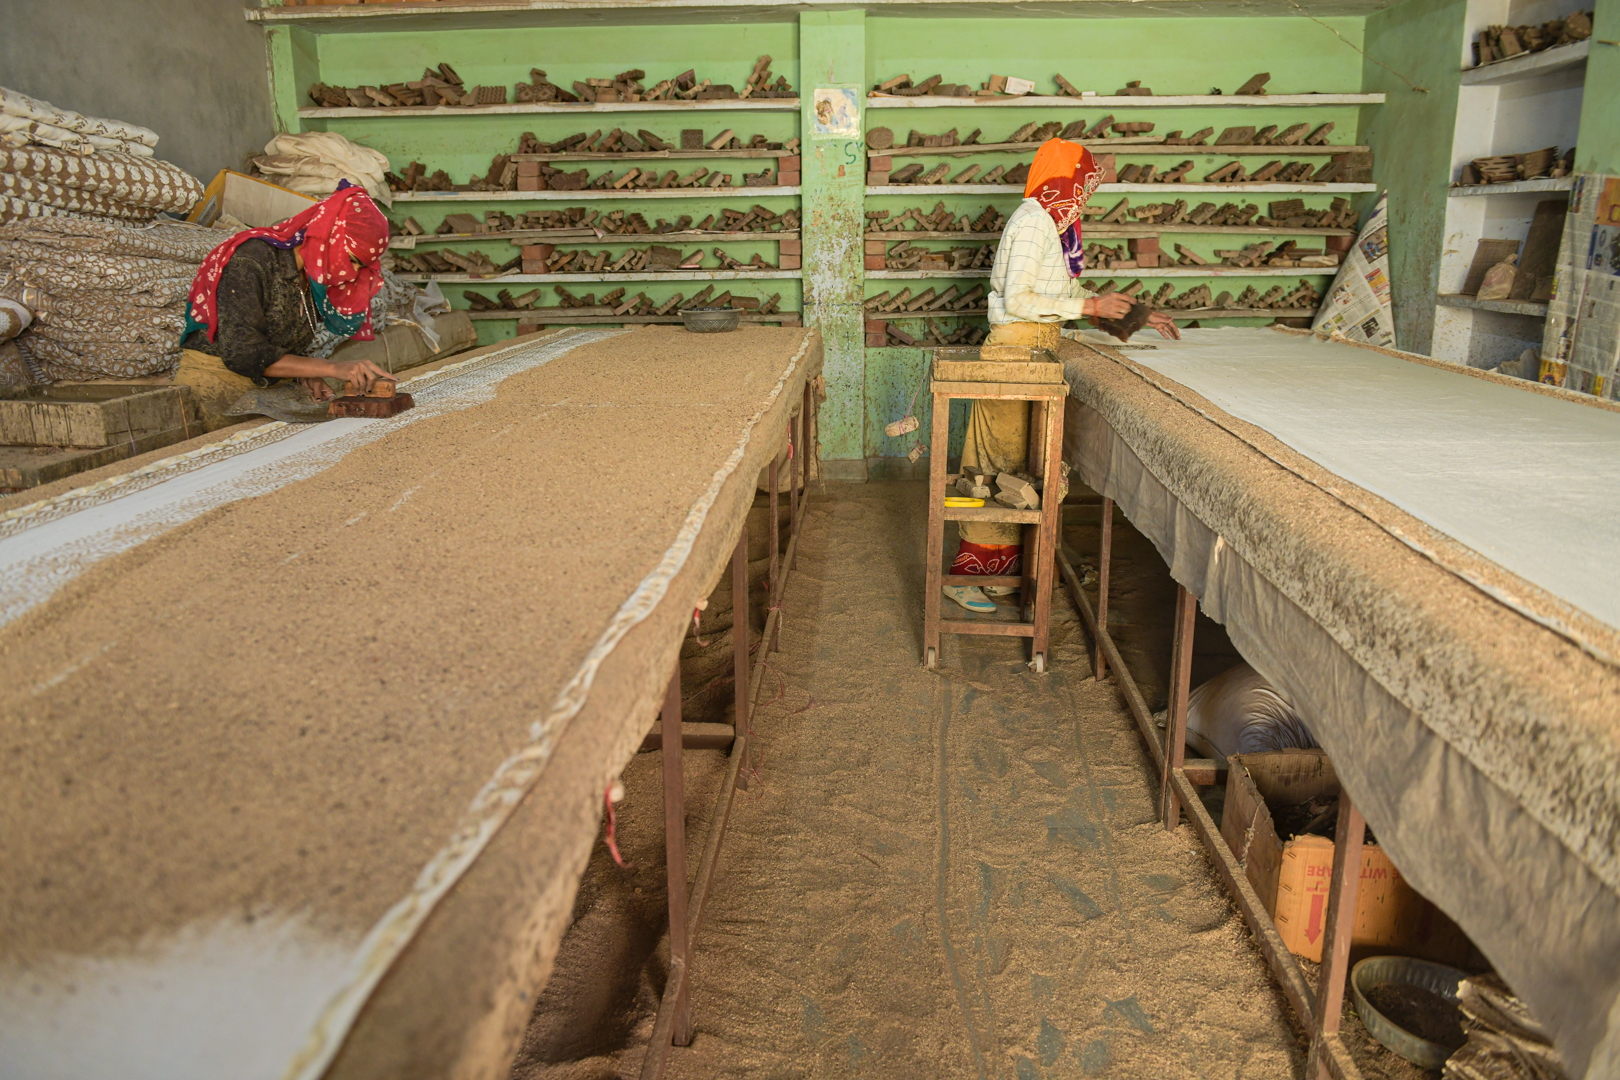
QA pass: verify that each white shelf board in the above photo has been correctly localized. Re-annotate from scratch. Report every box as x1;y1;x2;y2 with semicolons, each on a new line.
1448;177;1575;197
401;269;801;283
867;266;1337;279
392;186;799;202
867;93;1385;108
1437;293;1549;317
390;229;795;248
868;182;1377;196
301;100;799;119
1460;40;1590;85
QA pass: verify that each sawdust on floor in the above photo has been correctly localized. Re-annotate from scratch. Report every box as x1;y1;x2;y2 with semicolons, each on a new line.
511;480;1320;1080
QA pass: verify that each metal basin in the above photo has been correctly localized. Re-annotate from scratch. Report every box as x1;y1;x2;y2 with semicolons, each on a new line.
1351;955;1469;1069
681;306;741;333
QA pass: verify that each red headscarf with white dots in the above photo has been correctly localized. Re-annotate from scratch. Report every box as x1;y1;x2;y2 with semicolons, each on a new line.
187;182;390;342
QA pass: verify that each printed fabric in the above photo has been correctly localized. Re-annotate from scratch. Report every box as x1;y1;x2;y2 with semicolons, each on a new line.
1024;139;1104;277
951;542;1022;576
185;181;388;345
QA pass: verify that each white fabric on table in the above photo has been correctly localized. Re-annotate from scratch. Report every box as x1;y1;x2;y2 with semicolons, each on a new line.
1185;661;1317;760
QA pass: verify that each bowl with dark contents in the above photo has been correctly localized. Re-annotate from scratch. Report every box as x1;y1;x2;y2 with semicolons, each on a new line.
681;306;741;333
1351;956;1469;1069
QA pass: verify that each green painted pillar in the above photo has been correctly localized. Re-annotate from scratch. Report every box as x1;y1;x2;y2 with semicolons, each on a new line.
264;25;318;136
1576;0;1620;175
798;10;867;479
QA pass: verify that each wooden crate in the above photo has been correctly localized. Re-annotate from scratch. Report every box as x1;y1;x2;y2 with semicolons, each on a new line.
0;385;193;450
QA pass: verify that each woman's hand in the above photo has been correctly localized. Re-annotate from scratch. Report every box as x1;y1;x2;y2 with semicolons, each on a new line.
298;377;334;401
1147;311;1182;340
1084;292;1135;320
331;358;392;395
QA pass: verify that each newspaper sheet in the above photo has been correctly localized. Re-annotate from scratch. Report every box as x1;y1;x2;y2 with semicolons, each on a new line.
1311;192;1396;348
1541;172;1620;399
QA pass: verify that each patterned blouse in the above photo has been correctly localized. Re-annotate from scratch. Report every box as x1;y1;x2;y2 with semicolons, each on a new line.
181;240;319;382
987;199;1097;327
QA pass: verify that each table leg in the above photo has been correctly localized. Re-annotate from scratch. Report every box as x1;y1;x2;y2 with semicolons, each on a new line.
923;390;949;668
769;451;781;651
1160;584;1195;829
789;409;801;547
1030;395;1064;672
732;524;749;732
1309;793;1367;1080
660;667;693;1046
1095;497;1113;681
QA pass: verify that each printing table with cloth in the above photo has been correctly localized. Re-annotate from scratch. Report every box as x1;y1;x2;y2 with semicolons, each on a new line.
1058;327;1620;1079
0;325;822;1080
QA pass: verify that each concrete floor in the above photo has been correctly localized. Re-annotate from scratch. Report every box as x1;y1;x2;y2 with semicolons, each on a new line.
512;480;1308;1079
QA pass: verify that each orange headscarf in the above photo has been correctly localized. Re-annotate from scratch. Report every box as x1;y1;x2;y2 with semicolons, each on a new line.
1024;139;1104;276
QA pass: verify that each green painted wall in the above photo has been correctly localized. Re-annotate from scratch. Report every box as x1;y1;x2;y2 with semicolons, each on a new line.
1361;0;1466;353
860;14;1374;460
1576;0;1620;175
265;9;1422;466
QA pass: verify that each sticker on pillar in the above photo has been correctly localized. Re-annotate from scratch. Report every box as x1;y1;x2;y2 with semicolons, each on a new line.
811;87;859;138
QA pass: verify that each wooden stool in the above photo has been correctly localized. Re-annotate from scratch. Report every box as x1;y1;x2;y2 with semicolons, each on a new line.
923;346;1068;672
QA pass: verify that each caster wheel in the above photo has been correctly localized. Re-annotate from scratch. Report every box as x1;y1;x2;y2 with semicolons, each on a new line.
925;647;938;669
1031;652;1046;674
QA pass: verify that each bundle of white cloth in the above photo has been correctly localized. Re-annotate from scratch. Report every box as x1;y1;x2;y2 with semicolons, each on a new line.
252;132;392;207
0;87;158;158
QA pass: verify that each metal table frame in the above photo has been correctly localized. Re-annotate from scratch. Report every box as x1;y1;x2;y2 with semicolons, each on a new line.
639;380;816;1080
1059;498;1370;1080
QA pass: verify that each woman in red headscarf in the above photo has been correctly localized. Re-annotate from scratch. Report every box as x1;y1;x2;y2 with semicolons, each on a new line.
945;139;1179;615
177;181;396;426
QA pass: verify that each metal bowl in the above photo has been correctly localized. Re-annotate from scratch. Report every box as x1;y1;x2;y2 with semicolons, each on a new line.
1351;955;1469;1069
681;306;741;333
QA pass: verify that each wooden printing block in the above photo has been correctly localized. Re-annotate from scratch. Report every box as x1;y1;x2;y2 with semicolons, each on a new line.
1234;73;1271;95
1094;302;1154;342
329;393;415;419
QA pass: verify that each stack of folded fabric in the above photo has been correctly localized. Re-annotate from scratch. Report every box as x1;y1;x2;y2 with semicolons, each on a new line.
0;215;221;381
252;131;392;207
0;87;201;226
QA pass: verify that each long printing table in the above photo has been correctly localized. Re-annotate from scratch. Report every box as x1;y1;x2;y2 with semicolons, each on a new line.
1055;328;1620;1080
0;325;821;1080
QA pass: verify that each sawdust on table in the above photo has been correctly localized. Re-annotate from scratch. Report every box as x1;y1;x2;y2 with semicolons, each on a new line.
0;326;810;966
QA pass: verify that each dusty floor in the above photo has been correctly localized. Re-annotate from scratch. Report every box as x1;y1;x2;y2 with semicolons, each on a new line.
511;480;1426;1080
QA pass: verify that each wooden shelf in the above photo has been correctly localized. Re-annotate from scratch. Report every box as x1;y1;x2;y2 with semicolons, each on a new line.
1448;177;1575;197
400;269;800;283
863;225;1356;239
1437;294;1549;317
301;99;799;119
870;141;1371;159
509;147;797;162
461;309;799;323
865;306;1308;318
390;229;797;248
868;182;1377;196
867;266;1337;279
1461;40;1589;85
867;93;1386;109
392;185;799;202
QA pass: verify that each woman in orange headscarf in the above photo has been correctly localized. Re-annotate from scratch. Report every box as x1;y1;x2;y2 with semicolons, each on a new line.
945;139;1178;615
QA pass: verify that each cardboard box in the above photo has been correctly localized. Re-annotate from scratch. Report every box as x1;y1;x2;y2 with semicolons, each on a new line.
864;254;887;270
1220;750;1473;965
187;170;316;229
864;239;888;255
778;254;801;270
778;238;802;256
